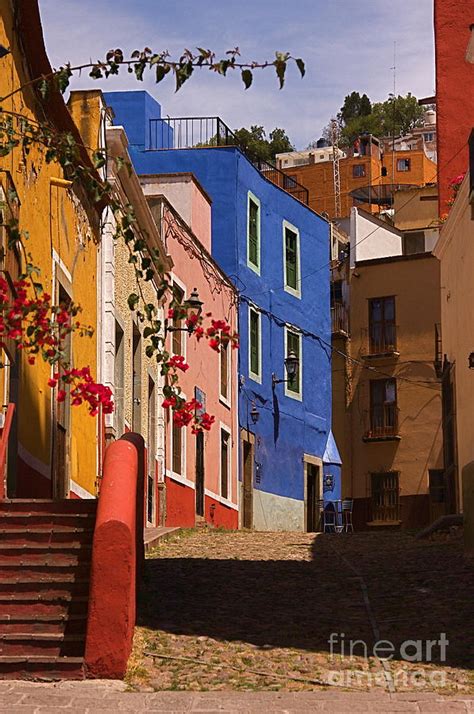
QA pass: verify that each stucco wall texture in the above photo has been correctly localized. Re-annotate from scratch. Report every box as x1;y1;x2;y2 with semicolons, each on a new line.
1;4;100;499
435;0;474;216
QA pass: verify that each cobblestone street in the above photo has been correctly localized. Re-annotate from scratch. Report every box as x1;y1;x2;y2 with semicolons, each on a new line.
128;529;474;696
4;529;474;712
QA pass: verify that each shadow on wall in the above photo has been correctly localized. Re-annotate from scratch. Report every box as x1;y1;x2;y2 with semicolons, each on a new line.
138;533;474;669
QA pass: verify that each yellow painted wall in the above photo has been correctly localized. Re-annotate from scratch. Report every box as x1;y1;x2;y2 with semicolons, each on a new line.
0;2;100;497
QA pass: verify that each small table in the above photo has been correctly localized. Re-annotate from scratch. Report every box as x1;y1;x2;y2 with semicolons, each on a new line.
324;499;344;533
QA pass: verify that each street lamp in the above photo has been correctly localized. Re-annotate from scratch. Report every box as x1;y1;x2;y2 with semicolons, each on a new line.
250;400;260;424
272;350;299;388
165;287;203;335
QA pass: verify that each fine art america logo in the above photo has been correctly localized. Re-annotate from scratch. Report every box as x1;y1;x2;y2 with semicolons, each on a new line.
326;632;450;688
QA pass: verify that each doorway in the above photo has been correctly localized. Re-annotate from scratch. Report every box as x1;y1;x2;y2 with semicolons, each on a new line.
195;431;205;517
306;463;320;532
242;439;254;529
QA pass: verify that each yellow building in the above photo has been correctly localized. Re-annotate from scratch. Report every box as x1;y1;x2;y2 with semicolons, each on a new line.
0;1;101;498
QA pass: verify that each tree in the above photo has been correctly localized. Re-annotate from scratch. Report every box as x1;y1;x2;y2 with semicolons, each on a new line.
233;125;294;162
340;91;372;124
373;93;425;137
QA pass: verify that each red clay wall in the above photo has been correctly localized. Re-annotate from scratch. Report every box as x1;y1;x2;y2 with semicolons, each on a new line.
435;0;474;215
204;495;238;529
164;476;196;527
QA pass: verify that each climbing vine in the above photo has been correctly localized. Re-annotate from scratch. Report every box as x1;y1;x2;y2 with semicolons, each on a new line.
0;45;303;429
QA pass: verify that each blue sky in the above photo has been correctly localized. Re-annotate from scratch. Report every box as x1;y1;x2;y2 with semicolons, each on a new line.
39;0;435;150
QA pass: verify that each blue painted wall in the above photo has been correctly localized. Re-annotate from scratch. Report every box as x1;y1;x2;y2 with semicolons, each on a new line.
105;91;336;513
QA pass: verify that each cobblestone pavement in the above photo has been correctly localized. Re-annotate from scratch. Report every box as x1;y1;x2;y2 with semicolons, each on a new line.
1;680;474;713
129;529;474;696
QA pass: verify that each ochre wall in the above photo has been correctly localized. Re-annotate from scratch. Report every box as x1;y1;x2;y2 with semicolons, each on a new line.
347;254;443;528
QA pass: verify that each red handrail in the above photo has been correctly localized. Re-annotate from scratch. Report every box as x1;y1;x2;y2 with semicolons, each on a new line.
0;403;15;499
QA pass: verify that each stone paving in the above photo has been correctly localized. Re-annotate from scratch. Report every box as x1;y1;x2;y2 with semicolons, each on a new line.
3;528;474;712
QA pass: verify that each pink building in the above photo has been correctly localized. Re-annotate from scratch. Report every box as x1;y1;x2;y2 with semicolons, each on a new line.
142;174;239;529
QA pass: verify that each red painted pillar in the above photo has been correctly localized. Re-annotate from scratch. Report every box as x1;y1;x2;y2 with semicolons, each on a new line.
84;439;138;679
435;0;474;216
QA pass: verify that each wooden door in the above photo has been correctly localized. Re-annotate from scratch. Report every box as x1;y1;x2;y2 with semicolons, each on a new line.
242;440;253;529
195;431;204;516
306;463;320;532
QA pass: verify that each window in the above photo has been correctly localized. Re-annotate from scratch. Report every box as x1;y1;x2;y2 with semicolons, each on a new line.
114;321;125;436
429;469;445;504
220;428;230;499
424;132;434;142
283;221;301;297
368;296;396;354
172;420;183;475
147;376;156;524
247;192;260;273
352;164;366;178
403;231;425;255
172;283;184;357
248;307;261;382
369;379;398;438
285;328;302;399
220;341;230;402
397;158;411;172
132;324;142;434
283;174;297;189
371;472;400;521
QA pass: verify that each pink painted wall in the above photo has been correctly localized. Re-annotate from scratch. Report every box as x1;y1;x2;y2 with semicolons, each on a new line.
142;173;212;251
435;0;474;216
141;175;239;528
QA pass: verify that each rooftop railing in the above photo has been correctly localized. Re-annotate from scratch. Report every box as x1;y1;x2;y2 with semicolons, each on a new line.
149;116;309;205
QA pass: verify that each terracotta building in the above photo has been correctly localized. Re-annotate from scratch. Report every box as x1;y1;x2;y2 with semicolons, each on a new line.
332;208;443;529
434;0;474;216
277;127;437;220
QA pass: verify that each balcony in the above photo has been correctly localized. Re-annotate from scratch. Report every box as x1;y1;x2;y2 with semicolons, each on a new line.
331;302;349;336
148;116;309;206
361;326;399;358
363;405;400;442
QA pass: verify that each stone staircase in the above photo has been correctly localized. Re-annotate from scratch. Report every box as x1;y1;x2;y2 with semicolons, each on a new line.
0;499;97;680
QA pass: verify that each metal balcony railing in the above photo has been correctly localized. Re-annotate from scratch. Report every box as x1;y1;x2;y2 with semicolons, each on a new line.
331;302;348;335
365;404;399;439
362;325;398;356
148;116;309;205
434;322;442;378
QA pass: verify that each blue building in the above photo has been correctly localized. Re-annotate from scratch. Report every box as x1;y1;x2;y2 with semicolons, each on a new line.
105;90;341;531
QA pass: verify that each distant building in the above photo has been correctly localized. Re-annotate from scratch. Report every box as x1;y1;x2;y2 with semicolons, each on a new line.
276;114;438;220
332;208;443;529
105;91;340;532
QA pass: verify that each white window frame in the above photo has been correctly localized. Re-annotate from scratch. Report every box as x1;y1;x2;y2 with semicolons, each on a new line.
284;326;303;401
248;306;262;384
219;422;232;502
283;220;301;299
219;340;231;408
169;392;186;480
170;273;187;361
247;191;261;275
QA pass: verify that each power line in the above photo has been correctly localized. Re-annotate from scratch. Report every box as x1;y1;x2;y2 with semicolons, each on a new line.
239;294;441;393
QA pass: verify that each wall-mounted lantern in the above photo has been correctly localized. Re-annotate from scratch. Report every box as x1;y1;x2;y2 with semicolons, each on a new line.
250;400;260;425
165;287;203;336
272;350;299;388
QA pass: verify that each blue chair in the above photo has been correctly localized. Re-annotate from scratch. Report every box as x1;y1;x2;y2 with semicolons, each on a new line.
318;499;338;533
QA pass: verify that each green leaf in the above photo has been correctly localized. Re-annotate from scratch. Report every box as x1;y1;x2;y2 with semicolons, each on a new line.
241;69;253;90
275;60;286;89
155;65;170;83
145;345;155;358
296;58;306;78
127;293;139;310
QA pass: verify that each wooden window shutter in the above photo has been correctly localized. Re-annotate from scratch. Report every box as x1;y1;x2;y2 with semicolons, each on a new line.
172;423;182;474
285;228;298;290
248;199;259;267
250;311;259;376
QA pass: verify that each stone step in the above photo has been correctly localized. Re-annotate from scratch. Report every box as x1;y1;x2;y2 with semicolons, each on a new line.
0;632;85;657
0;543;92;558
0;612;87;635
0;655;85;680
0;513;95;530
0;562;91;579
0;594;88;619
0;499;97;514
0;527;94;545
0;575;90;598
